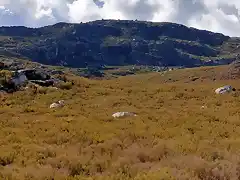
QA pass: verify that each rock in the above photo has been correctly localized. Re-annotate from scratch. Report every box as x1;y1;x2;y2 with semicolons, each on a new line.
18;69;50;81
112;112;137;118
49;100;65;108
30;79;54;87
10;71;28;87
201;105;207;109
215;85;235;94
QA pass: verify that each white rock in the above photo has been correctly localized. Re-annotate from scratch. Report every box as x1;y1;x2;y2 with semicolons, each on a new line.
112;112;137;118
215;85;233;94
50;100;65;108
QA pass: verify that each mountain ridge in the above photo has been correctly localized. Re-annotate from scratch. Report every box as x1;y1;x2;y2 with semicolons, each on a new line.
0;19;239;68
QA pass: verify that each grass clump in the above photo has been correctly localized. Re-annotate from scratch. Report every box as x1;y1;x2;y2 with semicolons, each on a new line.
57;82;73;90
0;152;16;166
0;70;13;85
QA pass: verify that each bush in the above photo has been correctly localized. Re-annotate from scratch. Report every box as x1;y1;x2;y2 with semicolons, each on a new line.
0;70;13;85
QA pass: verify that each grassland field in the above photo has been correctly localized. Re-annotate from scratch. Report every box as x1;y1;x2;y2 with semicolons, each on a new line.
0;65;240;180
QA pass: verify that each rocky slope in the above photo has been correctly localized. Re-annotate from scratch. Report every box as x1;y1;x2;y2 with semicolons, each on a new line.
0;20;239;68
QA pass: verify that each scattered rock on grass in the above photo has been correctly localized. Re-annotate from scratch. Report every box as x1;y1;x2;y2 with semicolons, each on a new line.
49;100;65;108
215;85;235;94
112;112;137;118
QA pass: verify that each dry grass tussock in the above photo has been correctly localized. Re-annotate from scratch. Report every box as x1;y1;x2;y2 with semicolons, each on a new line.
0;65;240;180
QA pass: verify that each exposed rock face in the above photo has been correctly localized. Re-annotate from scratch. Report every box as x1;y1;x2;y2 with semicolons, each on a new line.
0;20;236;68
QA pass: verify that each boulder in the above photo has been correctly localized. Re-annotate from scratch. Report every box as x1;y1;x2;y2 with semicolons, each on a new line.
18;69;50;81
112;112;137;118
9;71;28;88
50;100;65;108
215;85;235;94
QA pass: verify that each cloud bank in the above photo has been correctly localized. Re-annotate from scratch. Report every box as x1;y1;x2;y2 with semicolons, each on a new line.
0;0;240;36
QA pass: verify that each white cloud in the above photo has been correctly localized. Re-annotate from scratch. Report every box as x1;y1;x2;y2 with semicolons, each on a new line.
0;0;240;36
67;0;101;22
189;6;240;36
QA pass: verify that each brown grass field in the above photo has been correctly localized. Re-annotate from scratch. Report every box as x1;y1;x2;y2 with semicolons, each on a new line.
0;65;240;180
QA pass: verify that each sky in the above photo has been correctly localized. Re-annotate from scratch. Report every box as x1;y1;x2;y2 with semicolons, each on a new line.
0;0;240;37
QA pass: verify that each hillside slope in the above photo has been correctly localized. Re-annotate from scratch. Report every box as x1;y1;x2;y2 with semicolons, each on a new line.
0;20;239;68
0;66;239;179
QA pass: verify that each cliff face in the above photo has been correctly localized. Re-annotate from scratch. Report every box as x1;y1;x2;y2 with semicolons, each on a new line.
0;20;238;68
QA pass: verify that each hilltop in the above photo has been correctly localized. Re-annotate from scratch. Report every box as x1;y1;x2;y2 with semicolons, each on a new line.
0;19;239;68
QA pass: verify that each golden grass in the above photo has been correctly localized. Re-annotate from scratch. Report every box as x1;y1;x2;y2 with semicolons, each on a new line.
0;65;240;180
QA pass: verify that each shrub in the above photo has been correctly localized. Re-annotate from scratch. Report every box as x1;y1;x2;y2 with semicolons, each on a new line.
0;70;13;85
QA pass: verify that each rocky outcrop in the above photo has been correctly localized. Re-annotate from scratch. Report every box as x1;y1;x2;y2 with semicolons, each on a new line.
0;66;71;93
17;69;50;81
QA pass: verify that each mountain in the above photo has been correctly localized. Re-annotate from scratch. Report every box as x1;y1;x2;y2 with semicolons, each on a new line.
0;19;239;68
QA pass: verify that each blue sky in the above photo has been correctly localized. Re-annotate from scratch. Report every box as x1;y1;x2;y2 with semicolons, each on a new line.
0;0;240;37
